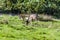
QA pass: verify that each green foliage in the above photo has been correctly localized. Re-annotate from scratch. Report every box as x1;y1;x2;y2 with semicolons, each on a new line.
0;0;60;17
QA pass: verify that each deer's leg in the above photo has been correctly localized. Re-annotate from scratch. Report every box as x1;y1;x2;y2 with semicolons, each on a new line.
25;20;30;25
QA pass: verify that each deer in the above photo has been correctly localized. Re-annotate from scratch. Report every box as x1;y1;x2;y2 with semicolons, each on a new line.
19;13;38;25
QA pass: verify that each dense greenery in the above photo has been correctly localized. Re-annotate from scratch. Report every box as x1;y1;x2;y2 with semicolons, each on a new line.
0;15;60;40
0;0;60;16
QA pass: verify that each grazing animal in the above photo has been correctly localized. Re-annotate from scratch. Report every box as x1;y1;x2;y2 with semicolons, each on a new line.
19;14;30;25
25;14;38;25
28;14;38;22
19;14;38;25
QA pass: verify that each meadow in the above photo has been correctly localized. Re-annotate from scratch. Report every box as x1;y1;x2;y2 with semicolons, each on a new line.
0;14;60;40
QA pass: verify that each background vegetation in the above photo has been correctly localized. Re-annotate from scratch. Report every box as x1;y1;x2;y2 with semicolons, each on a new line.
0;0;60;17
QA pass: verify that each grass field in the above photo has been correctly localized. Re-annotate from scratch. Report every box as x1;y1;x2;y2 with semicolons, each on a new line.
0;14;60;40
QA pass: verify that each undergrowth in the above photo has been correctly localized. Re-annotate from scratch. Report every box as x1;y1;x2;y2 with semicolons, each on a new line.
0;15;60;40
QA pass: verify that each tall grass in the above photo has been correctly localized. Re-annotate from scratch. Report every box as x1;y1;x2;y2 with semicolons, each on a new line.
0;15;60;40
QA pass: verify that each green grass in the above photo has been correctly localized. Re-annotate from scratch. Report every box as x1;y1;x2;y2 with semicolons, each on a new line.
0;15;60;40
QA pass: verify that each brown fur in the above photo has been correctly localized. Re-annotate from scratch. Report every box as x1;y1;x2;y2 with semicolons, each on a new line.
19;14;38;25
